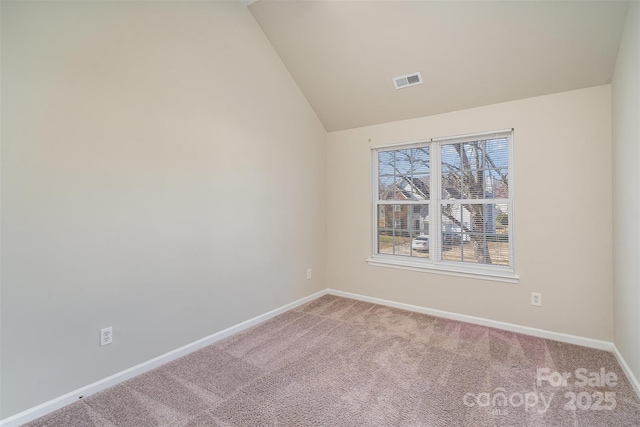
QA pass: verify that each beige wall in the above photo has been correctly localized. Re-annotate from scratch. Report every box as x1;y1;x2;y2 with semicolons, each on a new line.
327;85;613;341
613;1;640;381
0;1;326;418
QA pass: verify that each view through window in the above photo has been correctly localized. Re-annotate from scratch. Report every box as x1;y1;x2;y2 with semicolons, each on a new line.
372;129;514;279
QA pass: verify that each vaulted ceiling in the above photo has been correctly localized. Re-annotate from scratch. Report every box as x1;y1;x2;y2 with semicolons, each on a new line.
247;0;629;131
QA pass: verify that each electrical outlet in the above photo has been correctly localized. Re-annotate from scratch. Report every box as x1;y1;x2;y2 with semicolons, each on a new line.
531;292;542;307
306;269;312;279
100;327;113;346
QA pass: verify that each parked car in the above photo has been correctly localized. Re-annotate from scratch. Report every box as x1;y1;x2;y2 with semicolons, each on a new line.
411;235;429;252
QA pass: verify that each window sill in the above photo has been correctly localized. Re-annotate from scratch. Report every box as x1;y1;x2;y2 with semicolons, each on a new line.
366;255;520;284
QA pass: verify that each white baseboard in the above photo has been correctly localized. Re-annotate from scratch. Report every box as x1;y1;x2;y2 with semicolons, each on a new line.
612;344;640;399
328;289;614;350
328;289;640;399
0;289;328;427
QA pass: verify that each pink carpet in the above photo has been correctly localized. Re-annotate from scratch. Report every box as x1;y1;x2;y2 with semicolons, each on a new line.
25;295;640;426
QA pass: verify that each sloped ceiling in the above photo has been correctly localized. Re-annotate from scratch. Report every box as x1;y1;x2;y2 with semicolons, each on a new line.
248;0;629;131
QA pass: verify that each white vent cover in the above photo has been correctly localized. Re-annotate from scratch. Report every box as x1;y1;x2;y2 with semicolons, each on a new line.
392;72;423;90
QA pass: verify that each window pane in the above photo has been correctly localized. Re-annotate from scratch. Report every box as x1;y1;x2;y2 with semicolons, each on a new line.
377;204;429;259
378;147;430;200
441;203;509;265
441;138;509;200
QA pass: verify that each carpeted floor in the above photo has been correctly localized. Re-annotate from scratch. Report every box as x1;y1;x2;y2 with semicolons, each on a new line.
25;295;640;426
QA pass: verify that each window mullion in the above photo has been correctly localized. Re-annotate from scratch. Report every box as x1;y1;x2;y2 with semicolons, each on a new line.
431;141;440;262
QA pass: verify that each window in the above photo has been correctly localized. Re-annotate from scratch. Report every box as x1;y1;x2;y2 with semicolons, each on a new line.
369;129;517;282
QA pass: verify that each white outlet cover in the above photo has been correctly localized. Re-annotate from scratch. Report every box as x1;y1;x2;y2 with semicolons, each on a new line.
100;327;113;346
531;293;542;307
306;269;312;279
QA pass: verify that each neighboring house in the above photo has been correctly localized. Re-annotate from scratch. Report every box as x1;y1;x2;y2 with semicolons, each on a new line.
441;175;507;242
380;175;505;239
379;177;429;235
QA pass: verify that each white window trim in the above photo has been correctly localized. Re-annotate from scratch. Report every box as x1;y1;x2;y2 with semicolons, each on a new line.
368;129;518;283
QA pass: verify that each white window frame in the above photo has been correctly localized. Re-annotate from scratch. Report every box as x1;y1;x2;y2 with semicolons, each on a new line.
367;129;518;283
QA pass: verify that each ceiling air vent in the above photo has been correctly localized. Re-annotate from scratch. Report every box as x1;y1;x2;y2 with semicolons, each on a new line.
392;72;423;90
